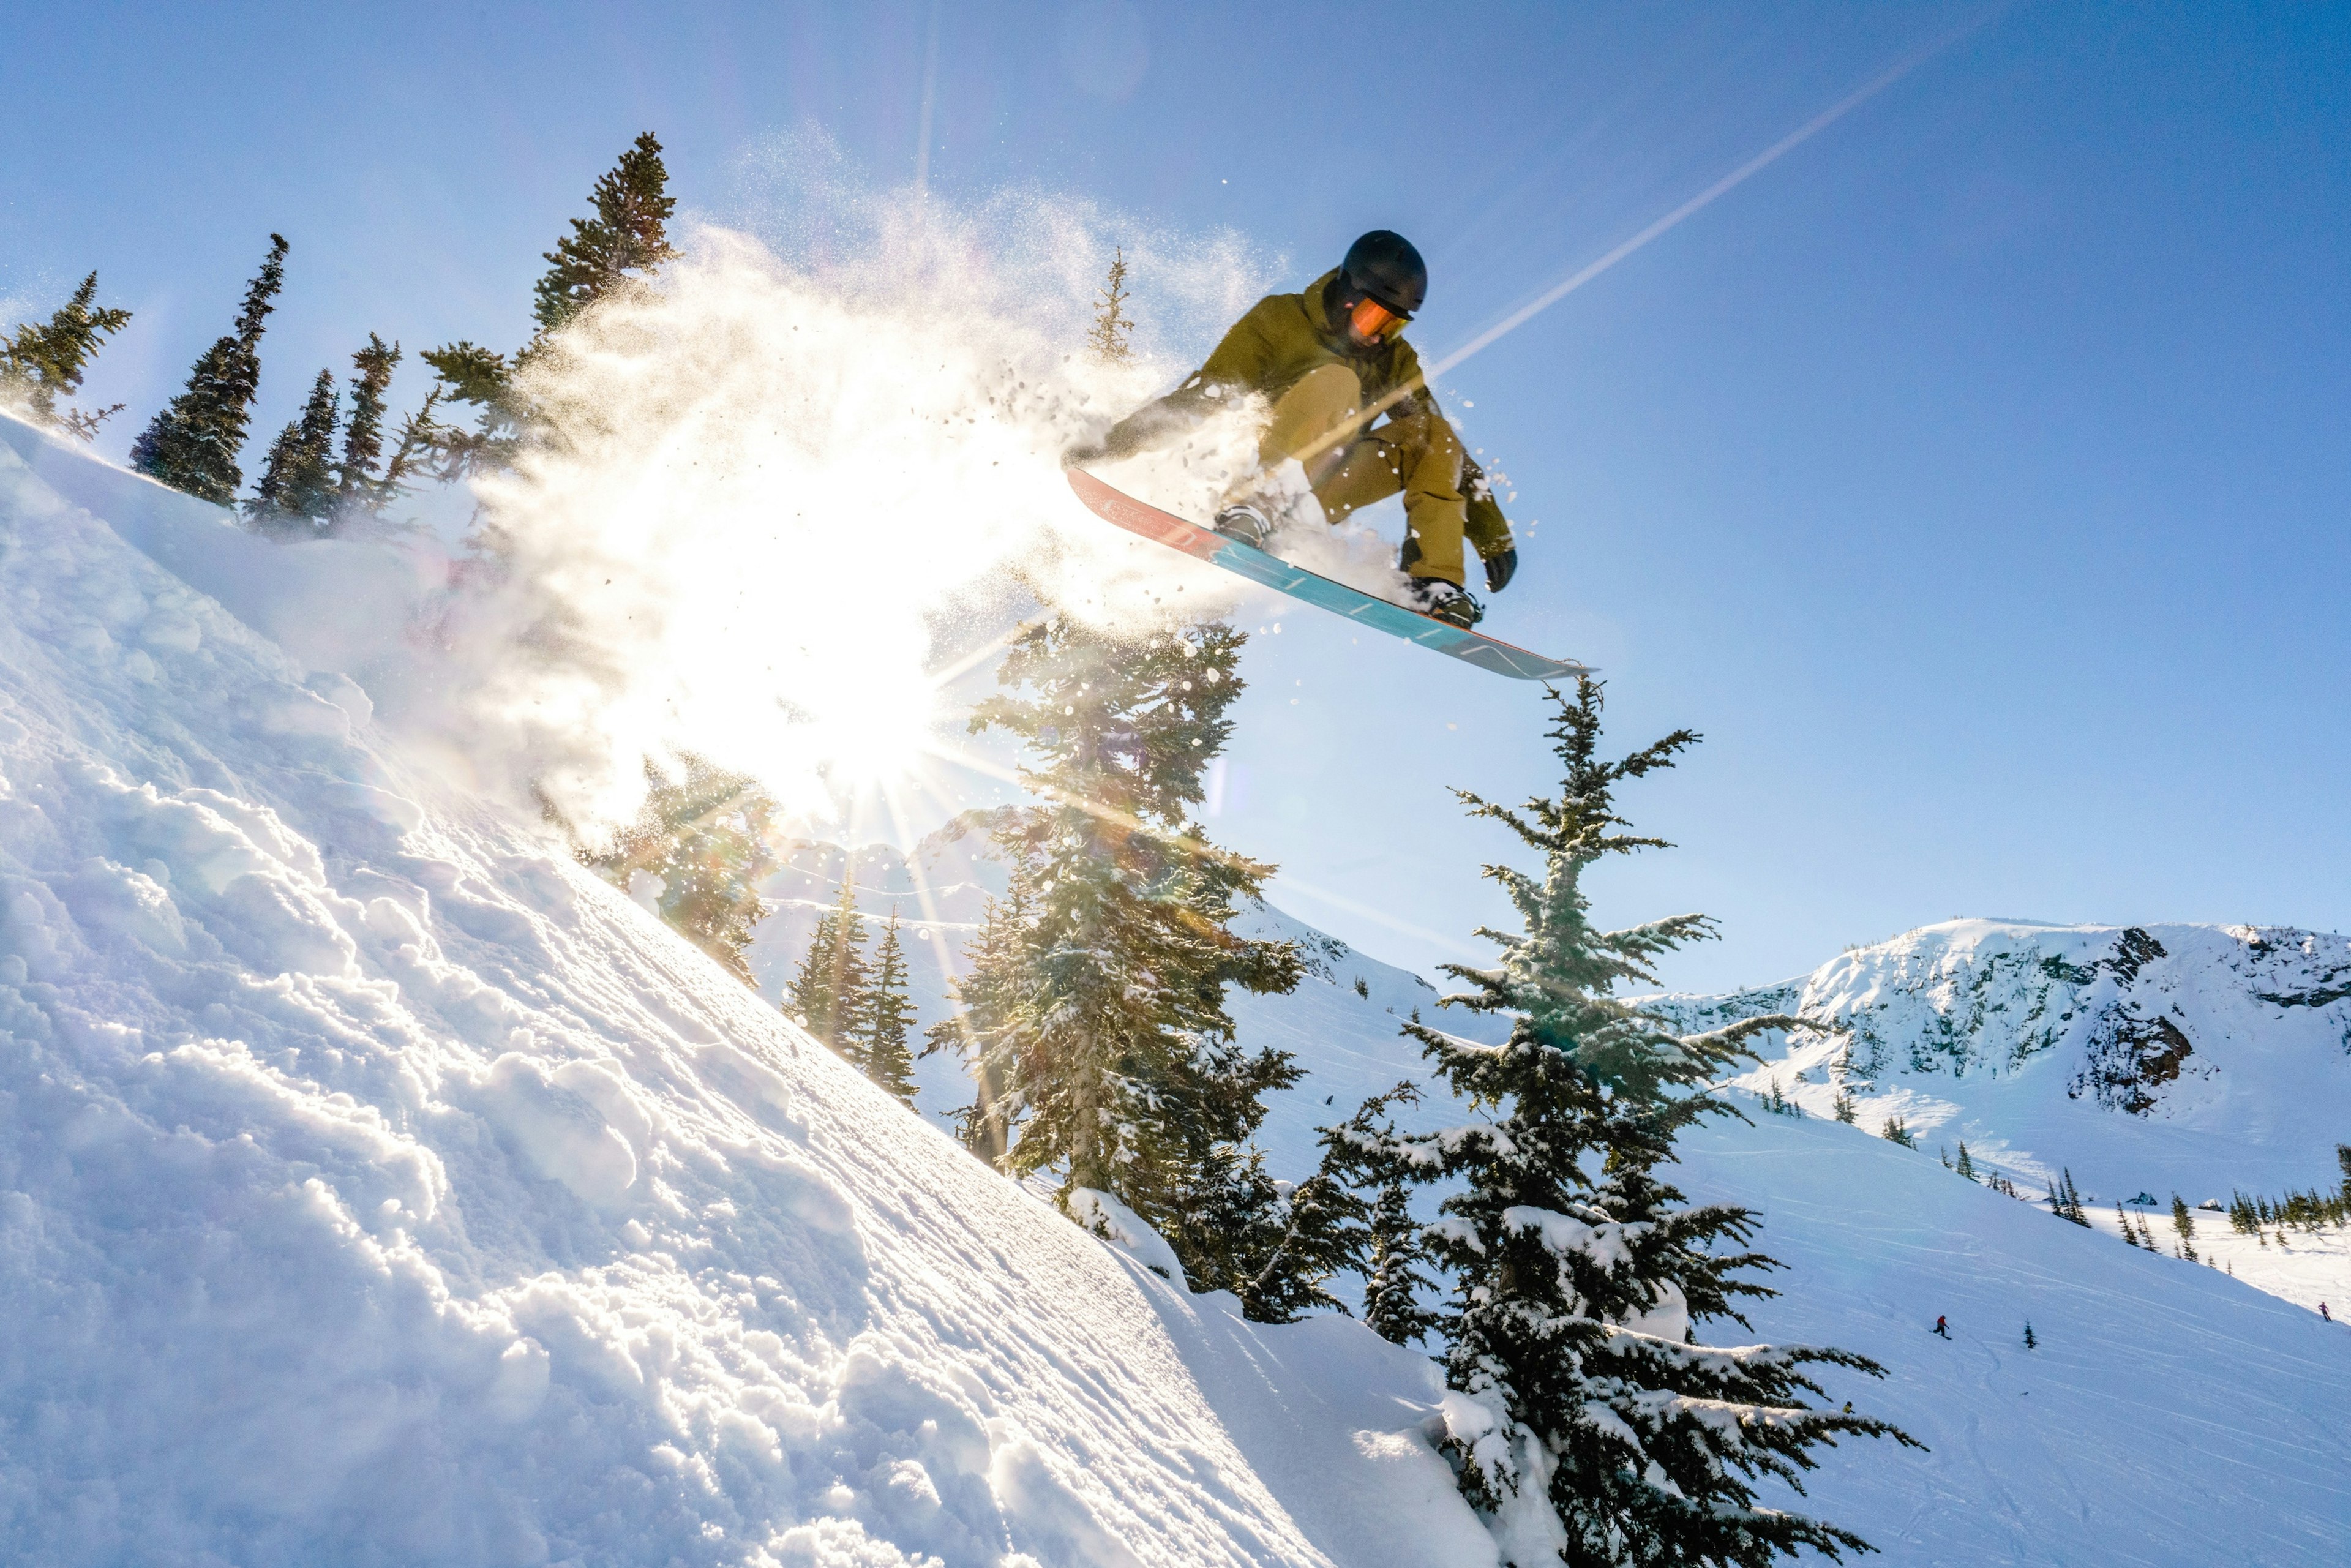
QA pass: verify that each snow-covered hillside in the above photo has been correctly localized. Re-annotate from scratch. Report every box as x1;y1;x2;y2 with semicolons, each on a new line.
1642;918;2351;1311
6;413;2350;1565
0;413;1488;1566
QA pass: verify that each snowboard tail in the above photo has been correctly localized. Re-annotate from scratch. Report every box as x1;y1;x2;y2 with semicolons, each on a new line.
1065;467;1589;683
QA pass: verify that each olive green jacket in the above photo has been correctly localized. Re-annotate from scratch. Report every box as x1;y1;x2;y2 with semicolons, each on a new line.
1102;269;1512;558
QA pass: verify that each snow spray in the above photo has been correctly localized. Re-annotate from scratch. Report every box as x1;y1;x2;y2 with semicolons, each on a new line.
425;166;1283;840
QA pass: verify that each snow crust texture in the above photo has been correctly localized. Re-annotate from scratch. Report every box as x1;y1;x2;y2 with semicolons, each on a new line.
0;416;1480;1566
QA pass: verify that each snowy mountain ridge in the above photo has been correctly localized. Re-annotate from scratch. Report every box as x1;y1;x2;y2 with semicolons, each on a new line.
1641;918;2351;1315
1643;918;2351;1190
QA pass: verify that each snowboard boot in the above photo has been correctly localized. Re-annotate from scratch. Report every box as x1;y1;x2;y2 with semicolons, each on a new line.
1405;576;1483;628
1212;501;1275;549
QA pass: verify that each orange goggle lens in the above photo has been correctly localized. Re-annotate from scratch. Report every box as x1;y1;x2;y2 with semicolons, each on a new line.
1349;296;1406;341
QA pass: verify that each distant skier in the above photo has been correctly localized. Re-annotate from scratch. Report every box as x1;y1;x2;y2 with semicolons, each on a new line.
2323;1302;2332;1322
1933;1315;1951;1339
1065;230;1519;629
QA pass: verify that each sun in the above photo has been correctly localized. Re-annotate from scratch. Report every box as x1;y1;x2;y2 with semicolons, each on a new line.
811;707;929;790
798;669;939;794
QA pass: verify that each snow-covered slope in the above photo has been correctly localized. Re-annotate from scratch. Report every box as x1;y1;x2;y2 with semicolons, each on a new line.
1200;910;2351;1562
747;843;2351;1560
1668;1112;2351;1566
0;413;1489;1565
8;412;2350;1566
1641;919;2351;1311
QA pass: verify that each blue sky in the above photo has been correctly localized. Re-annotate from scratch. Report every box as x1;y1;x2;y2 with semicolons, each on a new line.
5;2;2345;993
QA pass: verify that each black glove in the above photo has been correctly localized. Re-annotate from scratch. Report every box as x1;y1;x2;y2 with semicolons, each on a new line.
1483;545;1518;595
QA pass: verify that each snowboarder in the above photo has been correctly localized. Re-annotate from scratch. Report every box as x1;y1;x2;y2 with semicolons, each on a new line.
1065;230;1518;629
2322;1302;2332;1322
1933;1315;1951;1339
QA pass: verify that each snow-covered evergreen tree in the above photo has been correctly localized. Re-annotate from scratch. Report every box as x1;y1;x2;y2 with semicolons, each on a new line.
854;909;919;1104
0;271;132;438
249;368;341;531
1202;1082;1436;1329
588;757;778;983
1362;1166;1441;1346
789;871;872;1048
131;234;289;503
1176;1111;1369;1326
1388;678;1911;1566
948;615;1301;1248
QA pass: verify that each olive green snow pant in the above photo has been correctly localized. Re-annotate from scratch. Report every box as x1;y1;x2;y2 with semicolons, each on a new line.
1257;363;1471;587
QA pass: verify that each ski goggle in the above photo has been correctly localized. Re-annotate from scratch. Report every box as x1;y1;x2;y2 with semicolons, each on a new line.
1348;294;1409;342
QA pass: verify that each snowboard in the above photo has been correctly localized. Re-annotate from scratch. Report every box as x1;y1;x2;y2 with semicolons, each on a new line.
1065;467;1589;683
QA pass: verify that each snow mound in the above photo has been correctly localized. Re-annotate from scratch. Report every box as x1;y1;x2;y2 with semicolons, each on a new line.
0;415;1483;1565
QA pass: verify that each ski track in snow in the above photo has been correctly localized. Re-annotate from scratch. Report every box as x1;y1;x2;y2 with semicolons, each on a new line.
5;411;2350;1564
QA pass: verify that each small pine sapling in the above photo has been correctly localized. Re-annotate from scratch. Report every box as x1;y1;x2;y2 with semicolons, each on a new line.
1360;1172;1440;1347
1881;1114;1917;1149
1086;247;1135;364
1832;1087;1858;1124
1211;1125;1371;1326
2023;1322;2038;1350
1955;1142;1978;1182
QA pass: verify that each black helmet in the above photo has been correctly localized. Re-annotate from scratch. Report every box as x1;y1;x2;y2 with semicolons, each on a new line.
1340;230;1427;316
